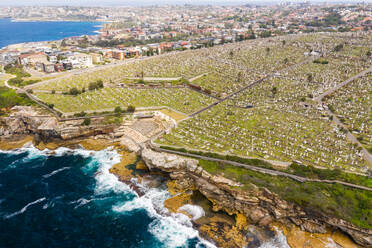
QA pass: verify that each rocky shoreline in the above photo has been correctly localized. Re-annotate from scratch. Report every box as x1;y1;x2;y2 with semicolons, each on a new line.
0;106;370;248
141;148;370;248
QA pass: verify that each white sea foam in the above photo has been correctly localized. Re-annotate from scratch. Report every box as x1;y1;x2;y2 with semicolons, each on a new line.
42;167;70;178
4;197;46;219
90;149;132;195
325;237;339;248
179;204;205;220
259;227;290;248
96;158;215;247
2;145;216;247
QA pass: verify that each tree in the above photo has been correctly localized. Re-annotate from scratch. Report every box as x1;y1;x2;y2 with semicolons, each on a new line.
69;87;80;95
282;40;286;46
51;89;55;94
88;82;96;91
96;79;104;88
82;118;91;126
114;106;122;113
127;105;135;112
283;58;288;64
333;44;344;52
88;80;104;91
366;51;371;57
266;47;270;54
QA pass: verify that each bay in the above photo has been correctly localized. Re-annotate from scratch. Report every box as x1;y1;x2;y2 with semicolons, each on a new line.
0;19;101;48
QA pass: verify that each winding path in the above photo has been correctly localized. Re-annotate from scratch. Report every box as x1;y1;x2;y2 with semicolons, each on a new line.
313;66;372;166
150;144;372;192
314;66;372;102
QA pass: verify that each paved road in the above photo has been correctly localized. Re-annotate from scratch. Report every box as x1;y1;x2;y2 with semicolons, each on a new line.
188;73;210;82
320;102;372;166
314;66;372;102
313;66;372;166
151;145;372;192
4;75;18;90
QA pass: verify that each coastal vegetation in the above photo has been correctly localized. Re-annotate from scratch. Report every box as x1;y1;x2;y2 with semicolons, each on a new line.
198;159;372;229
160;145;372;188
0;87;33;114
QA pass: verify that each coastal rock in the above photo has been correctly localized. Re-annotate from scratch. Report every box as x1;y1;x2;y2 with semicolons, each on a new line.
142;148;372;248
119;137;141;153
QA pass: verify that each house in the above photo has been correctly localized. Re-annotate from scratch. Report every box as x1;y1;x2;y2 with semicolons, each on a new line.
54;63;64;72
43;62;55;73
112;50;126;60
64;53;93;68
49;56;58;64
91;53;103;64
62;62;73;70
18;52;48;67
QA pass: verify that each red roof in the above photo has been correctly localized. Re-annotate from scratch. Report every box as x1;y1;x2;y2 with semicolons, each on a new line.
18;52;45;59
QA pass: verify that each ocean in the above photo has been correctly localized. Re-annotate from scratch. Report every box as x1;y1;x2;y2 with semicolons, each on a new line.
0;146;290;248
0;19;101;49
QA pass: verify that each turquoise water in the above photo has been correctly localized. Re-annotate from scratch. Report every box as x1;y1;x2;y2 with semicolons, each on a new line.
0;19;100;48
0;146;213;248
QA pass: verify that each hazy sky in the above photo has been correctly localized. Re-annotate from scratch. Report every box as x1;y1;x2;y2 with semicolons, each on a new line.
0;0;369;6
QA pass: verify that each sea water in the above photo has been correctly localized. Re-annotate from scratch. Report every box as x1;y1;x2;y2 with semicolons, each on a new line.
0;145;289;248
0;19;101;49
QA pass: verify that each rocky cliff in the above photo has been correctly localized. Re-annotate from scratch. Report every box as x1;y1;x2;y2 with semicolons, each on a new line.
141;148;372;247
0;106;114;143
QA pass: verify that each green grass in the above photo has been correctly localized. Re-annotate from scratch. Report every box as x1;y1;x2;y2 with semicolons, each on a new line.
160;145;372;188
0;87;34;113
35;87;214;114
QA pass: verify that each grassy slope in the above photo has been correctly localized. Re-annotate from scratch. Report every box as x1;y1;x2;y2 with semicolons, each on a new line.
199;159;372;229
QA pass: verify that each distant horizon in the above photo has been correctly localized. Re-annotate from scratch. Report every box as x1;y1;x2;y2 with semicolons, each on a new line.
0;0;370;7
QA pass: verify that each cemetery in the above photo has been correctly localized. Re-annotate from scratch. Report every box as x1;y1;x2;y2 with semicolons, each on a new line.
34;87;214;115
30;32;372;175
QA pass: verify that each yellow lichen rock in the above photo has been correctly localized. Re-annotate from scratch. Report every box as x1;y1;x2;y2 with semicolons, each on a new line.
235;213;248;230
166;180;186;195
164;192;192;213
109;151;137;181
198;214;248;248
278;223;360;248
136;160;148;171
0;135;34;150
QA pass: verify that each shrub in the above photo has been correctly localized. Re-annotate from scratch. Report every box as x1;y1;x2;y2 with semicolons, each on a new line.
69;87;80;95
88;80;104;91
114;106;122;113
333;44;344;52
4;64;31;78
127;105;135;112
74;111;86;117
137;79;145;84
51;89;55;94
0;87;33;109
82;118;91;126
